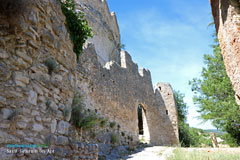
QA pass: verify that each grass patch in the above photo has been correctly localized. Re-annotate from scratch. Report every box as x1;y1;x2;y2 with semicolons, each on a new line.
99;118;108;127
111;133;118;144
109;121;116;128
169;148;240;160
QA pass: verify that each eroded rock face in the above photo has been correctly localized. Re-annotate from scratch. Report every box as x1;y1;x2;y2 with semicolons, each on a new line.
76;0;121;65
210;0;240;108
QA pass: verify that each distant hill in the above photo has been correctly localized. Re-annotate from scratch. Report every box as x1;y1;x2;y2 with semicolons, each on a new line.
203;129;226;135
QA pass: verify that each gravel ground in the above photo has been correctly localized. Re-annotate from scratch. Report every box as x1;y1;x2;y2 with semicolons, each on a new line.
124;146;174;160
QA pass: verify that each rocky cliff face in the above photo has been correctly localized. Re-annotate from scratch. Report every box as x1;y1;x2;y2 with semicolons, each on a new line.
76;0;121;65
210;0;240;108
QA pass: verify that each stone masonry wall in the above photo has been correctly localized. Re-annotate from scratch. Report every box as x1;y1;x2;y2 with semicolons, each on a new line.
78;42;179;146
0;0;98;159
76;0;121;66
210;0;240;108
154;83;179;142
0;0;179;159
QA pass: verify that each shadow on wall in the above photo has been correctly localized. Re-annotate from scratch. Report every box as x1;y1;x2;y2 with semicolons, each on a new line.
0;0;27;17
151;88;179;146
138;104;150;143
211;0;230;33
78;42;179;146
0;0;36;34
221;0;230;24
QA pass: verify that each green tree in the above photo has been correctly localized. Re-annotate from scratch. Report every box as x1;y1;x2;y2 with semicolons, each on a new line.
174;91;193;147
189;36;240;146
59;0;93;60
174;91;188;122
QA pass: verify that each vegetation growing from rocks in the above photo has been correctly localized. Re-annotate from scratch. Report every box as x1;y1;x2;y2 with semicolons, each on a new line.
99;118;108;127
71;104;99;130
44;58;58;75
127;135;133;141
71;92;105;131
111;133;118;144
110;121;116;128
189;34;240;146
58;0;93;60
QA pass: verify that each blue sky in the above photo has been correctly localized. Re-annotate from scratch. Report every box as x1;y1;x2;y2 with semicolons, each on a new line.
108;0;216;129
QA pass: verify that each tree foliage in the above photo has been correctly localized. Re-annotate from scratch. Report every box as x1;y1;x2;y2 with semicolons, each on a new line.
59;0;93;61
174;91;188;123
189;36;240;146
174;91;214;147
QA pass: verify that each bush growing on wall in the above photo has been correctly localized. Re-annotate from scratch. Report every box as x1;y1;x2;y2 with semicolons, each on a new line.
58;0;93;61
71;93;101;130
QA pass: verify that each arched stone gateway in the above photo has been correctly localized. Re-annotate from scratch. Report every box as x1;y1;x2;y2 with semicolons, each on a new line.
138;104;150;143
0;0;179;159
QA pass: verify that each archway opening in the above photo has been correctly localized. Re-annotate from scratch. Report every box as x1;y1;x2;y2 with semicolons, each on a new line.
138;105;144;135
138;104;150;143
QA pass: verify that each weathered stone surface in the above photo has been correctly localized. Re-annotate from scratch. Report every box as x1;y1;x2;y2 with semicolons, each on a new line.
51;119;57;133
31;110;40;116
28;10;39;25
0;63;11;81
41;29;54;46
0;121;10;128
0;148;14;160
24;137;34;143
211;0;240;108
0;130;20;143
35;116;41;122
32;123;44;132
16;121;28;129
46;134;57;145
154;83;179;144
79;42;179;145
1;108;13;120
57;120;70;135
54;147;63;157
14;72;30;87
49;100;58;111
32;83;43;95
0;49;9;59
0;0;179;159
0;96;6;106
15;50;32;64
22;108;31;114
56;136;69;145
28;90;38;105
77;0;121;65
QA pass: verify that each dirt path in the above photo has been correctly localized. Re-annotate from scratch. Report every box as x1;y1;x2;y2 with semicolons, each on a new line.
124;146;175;160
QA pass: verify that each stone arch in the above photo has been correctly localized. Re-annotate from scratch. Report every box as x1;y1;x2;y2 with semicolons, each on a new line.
137;104;150;143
